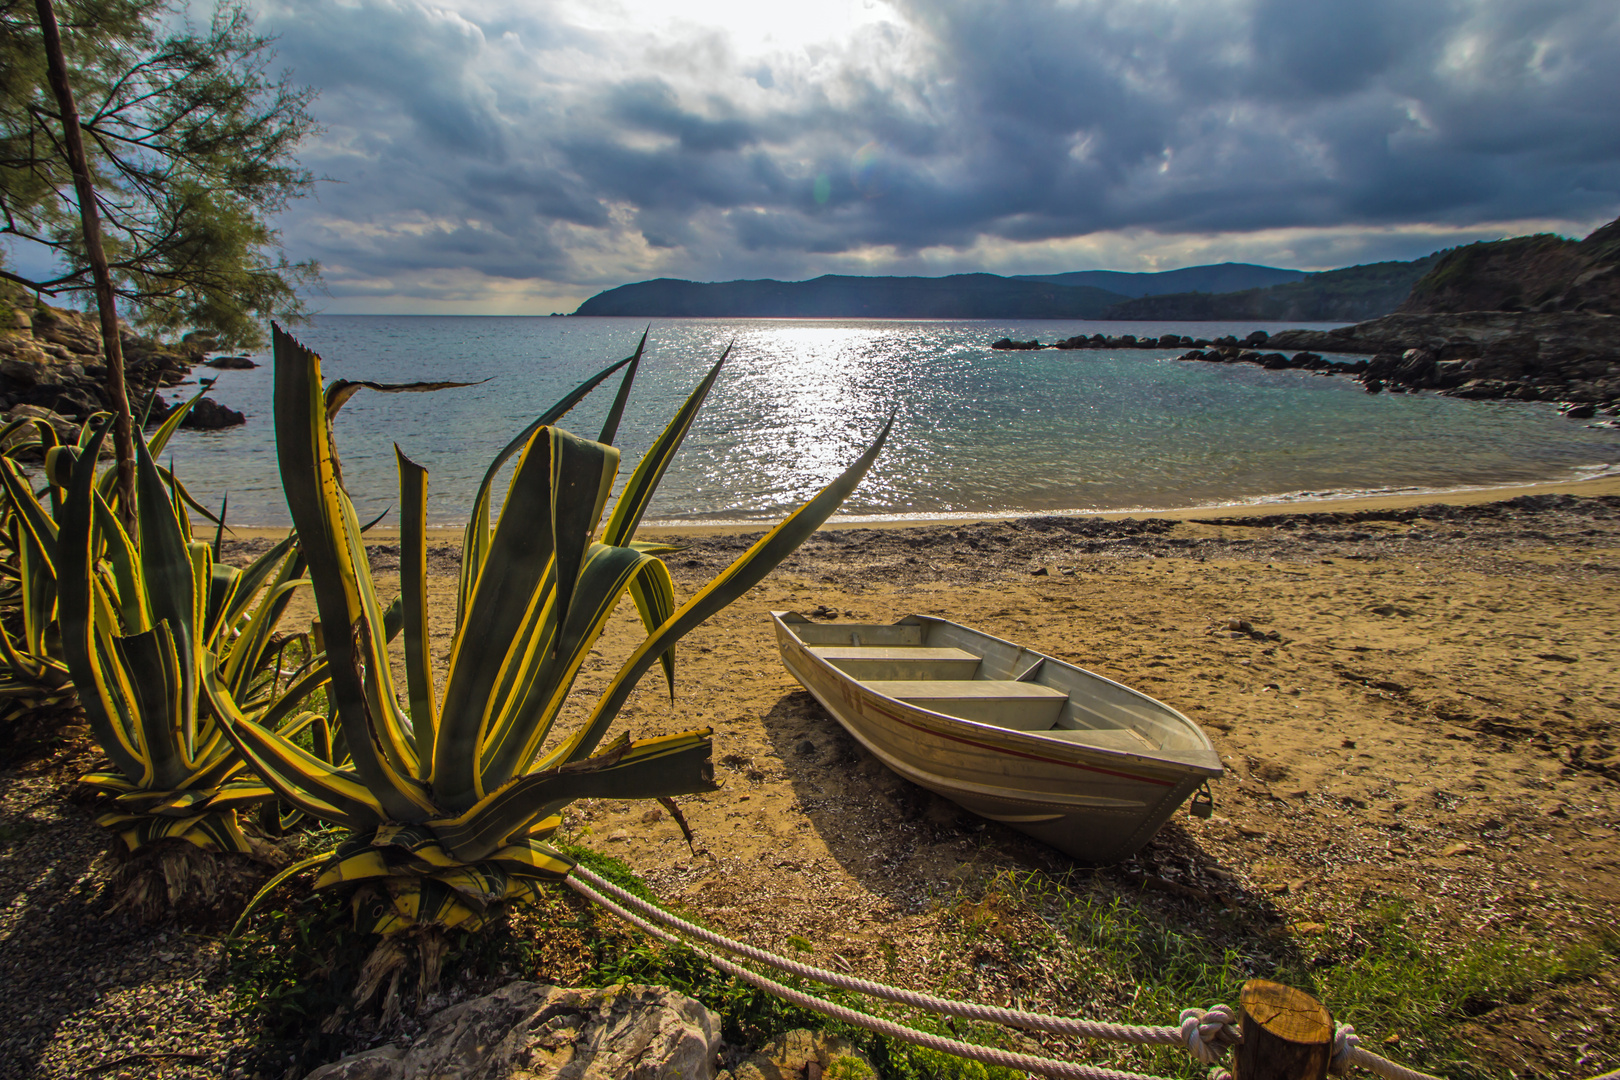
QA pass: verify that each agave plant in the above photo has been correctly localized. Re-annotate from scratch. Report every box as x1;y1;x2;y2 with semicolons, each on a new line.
213;326;889;959
49;413;323;865
0;417;77;724
0;397;230;728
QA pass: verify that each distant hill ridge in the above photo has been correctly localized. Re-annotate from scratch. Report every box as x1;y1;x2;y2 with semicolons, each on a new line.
1107;255;1445;322
573;273;1131;319
572;259;1447;320
574;217;1620;321
1012;262;1307;297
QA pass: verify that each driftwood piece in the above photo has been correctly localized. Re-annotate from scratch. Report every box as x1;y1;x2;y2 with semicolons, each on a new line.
1235;979;1333;1080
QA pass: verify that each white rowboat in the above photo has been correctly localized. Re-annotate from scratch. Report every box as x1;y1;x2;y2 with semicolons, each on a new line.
772;611;1223;863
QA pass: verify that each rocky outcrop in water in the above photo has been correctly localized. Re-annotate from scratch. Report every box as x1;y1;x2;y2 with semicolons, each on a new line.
0;280;244;430
1266;312;1620;407
988;316;1620;413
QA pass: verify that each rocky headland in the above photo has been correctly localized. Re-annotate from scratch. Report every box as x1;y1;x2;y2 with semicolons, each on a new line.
1265;311;1620;411
990;214;1620;417
0;280;244;438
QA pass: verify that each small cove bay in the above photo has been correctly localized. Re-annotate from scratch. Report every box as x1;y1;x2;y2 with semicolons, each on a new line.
165;315;1620;527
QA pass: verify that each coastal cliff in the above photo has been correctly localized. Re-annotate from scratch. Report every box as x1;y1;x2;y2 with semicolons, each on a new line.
1258;217;1620;405
1400;218;1620;316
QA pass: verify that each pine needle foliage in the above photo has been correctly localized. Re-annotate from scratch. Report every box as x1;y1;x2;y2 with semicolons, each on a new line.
0;0;319;347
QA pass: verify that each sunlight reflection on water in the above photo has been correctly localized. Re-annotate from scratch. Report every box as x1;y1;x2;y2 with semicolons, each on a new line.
159;316;1620;526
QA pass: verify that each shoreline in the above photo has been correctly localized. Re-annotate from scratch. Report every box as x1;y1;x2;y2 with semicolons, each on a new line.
218;470;1620;542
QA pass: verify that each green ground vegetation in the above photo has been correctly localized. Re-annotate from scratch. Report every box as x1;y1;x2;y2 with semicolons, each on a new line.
940;869;1620;1080
224;850;1620;1080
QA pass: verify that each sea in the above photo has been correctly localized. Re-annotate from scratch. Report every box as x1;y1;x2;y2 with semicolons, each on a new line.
159;316;1620;528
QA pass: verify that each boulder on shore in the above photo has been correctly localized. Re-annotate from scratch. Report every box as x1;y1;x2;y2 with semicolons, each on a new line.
303;982;721;1080
146;395;246;430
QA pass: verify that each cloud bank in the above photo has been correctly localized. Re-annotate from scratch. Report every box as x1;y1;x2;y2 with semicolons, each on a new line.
254;0;1620;312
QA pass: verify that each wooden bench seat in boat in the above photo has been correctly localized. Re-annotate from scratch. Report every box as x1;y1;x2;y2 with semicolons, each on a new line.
808;646;980;681
863;679;1068;729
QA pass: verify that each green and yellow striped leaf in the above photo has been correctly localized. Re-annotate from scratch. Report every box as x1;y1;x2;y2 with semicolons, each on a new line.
547;412;895;768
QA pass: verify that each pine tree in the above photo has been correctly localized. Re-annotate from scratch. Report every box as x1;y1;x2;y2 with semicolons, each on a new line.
0;0;319;349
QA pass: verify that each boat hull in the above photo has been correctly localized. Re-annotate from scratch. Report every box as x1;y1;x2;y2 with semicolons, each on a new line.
773;613;1221;863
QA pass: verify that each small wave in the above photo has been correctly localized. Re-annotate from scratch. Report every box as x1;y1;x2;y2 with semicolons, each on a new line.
641;461;1619;529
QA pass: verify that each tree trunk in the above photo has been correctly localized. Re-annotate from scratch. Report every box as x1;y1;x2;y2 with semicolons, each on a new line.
35;0;138;529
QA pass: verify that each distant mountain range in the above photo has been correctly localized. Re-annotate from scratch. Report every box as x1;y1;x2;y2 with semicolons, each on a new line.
572;273;1129;319
1105;255;1444;322
571;258;1437;321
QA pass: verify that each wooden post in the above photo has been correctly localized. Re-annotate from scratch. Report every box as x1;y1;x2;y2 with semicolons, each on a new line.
1234;979;1334;1080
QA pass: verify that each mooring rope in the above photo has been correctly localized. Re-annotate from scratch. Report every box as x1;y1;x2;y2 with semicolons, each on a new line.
566;872;1168;1080
570;863;1605;1080
570;863;1222;1051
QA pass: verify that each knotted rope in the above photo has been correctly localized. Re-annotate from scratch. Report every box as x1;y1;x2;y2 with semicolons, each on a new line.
1179;1005;1240;1065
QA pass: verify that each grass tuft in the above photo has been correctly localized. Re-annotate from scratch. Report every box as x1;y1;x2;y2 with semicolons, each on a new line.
945;870;1620;1080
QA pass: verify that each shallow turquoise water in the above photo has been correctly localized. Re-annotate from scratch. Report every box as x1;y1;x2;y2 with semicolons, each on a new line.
160;316;1620;526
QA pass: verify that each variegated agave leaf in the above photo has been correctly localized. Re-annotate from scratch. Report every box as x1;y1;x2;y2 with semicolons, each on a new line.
220;326;889;937
50;414;326;858
0;388;225;726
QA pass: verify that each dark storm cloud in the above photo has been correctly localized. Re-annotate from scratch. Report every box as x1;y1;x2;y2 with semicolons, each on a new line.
256;0;1620;305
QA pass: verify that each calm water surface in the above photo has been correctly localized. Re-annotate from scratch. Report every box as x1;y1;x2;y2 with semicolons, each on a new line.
161;316;1620;526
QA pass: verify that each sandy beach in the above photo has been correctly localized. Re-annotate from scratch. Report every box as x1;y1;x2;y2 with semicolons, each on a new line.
2;477;1617;1078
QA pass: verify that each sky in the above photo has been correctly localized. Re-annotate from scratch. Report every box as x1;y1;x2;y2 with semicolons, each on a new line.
240;0;1620;314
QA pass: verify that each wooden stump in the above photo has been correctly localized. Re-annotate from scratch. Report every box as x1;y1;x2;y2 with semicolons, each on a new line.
1234;979;1333;1080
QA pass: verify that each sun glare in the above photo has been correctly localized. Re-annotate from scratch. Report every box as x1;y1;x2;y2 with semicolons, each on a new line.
562;0;897;54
